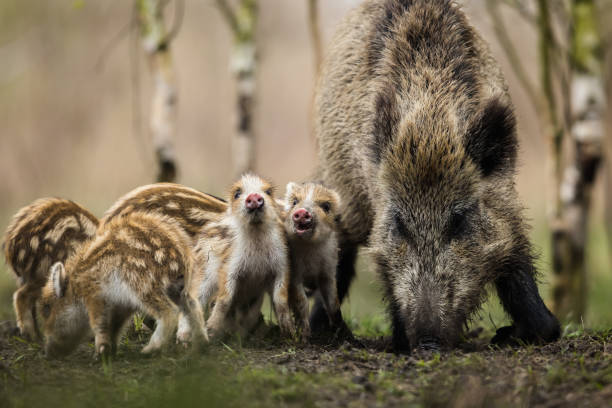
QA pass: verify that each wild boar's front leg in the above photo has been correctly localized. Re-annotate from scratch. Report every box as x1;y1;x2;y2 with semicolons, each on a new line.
493;243;561;345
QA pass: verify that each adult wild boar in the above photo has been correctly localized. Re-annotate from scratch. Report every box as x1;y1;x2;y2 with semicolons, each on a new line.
313;0;560;351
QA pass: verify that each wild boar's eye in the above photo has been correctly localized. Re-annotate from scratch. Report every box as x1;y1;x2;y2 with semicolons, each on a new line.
448;209;471;240
392;212;412;241
233;189;242;199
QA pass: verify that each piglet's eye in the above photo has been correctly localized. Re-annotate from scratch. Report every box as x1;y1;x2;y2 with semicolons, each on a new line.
265;189;272;196
233;189;242;199
292;198;298;206
320;202;331;213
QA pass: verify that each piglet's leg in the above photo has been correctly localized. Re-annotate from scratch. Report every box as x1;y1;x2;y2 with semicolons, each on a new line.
206;265;233;339
207;295;232;339
181;291;209;346
271;266;295;337
86;295;112;357
318;273;343;329
237;295;264;337
176;312;192;345
289;280;310;340
13;285;38;340
109;306;133;354
142;311;177;354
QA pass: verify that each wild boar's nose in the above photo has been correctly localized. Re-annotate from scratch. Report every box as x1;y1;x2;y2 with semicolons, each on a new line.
245;193;264;210
293;208;312;222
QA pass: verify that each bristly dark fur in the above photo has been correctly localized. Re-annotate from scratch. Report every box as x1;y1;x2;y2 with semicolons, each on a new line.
313;0;560;351
369;0;480;163
465;98;518;177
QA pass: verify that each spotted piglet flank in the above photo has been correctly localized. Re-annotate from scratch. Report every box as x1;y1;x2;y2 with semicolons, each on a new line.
100;182;228;243
39;212;207;358
2;198;99;340
184;174;294;341
282;182;343;339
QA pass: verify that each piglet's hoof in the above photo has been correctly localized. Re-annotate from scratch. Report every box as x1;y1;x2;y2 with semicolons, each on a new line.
176;330;192;348
95;343;112;361
141;344;162;355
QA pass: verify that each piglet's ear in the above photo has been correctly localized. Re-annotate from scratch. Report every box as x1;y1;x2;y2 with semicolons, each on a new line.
50;262;67;298
285;182;297;197
329;189;341;210
464;98;517;177
284;182;297;210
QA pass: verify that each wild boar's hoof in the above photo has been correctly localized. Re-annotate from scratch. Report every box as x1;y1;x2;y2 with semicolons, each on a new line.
309;305;331;333
491;323;561;346
416;336;441;352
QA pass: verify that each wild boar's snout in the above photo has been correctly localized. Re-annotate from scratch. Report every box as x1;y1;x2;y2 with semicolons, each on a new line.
411;286;444;350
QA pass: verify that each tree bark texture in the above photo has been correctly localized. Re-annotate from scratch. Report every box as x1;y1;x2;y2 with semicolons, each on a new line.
217;0;258;178
137;0;178;183
551;0;605;321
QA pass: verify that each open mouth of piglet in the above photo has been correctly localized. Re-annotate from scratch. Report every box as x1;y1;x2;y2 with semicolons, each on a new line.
294;220;314;235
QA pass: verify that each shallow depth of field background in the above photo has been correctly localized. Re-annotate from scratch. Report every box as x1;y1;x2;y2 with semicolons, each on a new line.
0;0;610;331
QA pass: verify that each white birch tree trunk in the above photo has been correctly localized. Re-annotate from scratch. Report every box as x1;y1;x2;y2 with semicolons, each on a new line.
137;0;178;182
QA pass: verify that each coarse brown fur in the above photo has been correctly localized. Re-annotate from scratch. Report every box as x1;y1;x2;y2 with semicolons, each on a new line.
2;198;99;339
283;182;343;339
182;174;294;341
39;212;207;358
101;183;228;241
314;0;559;351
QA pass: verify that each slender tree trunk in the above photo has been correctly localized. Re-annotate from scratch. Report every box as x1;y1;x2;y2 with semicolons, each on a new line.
552;0;605;321
137;0;178;183
217;0;258;178
307;0;322;73
600;1;612;264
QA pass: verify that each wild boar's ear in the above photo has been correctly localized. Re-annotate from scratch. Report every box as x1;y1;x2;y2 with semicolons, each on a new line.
464;98;517;177
50;262;67;298
371;86;400;162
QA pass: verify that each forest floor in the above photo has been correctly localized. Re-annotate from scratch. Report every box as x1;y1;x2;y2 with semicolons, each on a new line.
1;320;612;408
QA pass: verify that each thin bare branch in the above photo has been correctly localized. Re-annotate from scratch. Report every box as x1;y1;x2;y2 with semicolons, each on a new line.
499;0;537;25
162;0;185;46
485;0;546;119
94;18;135;72
216;0;240;36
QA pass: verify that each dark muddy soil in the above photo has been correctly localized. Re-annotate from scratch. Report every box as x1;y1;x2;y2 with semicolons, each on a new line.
1;320;611;408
